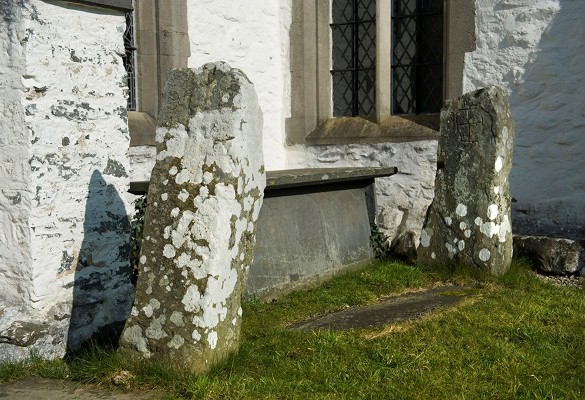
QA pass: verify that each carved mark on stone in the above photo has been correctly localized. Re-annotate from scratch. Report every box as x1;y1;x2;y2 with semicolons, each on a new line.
456;107;482;144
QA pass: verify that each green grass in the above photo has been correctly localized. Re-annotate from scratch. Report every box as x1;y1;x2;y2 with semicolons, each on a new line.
1;259;584;399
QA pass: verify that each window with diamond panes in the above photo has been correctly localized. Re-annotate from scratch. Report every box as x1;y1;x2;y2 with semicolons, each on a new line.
331;0;376;118
392;0;443;115
123;10;137;111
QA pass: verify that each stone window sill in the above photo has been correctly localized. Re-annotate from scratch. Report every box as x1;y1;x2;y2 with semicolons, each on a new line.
64;0;133;11
305;114;440;145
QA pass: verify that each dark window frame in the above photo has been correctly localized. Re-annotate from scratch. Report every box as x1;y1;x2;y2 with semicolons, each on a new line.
330;0;377;119
391;0;443;115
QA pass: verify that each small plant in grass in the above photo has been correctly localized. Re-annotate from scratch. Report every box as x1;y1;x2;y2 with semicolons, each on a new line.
370;224;392;260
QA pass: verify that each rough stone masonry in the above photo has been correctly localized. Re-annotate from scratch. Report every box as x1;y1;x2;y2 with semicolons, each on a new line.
417;86;515;275
119;62;265;373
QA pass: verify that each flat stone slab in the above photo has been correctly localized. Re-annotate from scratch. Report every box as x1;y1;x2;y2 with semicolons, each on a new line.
0;377;162;400
289;286;469;331
129;167;398;194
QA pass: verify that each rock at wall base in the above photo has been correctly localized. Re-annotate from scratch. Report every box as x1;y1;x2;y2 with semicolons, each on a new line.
513;235;584;275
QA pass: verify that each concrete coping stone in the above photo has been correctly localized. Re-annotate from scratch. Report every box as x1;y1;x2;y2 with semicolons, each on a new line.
129;167;398;194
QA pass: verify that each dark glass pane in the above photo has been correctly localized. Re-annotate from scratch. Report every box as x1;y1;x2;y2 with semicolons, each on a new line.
332;25;354;70
332;71;354;117
357;22;376;68
357;0;375;21
357;69;376;118
393;66;415;114
420;0;443;14
419;64;443;113
332;0;354;23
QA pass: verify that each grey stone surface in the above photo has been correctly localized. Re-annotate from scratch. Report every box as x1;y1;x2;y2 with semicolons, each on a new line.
247;181;374;299
417;86;515;275
513;235;584;275
119;62;265;374
289;286;469;331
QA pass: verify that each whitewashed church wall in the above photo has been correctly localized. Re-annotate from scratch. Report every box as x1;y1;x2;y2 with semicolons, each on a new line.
463;0;585;236
0;1;133;360
0;3;34;307
186;0;292;171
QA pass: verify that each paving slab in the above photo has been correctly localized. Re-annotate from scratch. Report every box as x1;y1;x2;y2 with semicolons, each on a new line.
289;285;470;331
0;377;164;400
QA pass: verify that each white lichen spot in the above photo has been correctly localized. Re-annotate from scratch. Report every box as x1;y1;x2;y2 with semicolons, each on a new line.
161;193;168;201
494;186;500;195
481;222;499;238
495;157;503;173
150;298;161;310
182;285;201;312
171;207;180;218
178;189;189;202
131;306;139;317
487;204;499;221
499;215;511;243
122;326;150;357
169;166;178;176
140;255;147;265
163;179;169;186
163;244;176;259
170;311;184;327
456;204;468;217
163;226;171;240
475;217;483;227
146;286;152;295
444;217;452;226
168;335;185;349
154;202;158;207
192;330;201;342
207;331;218;349
145;315;167;340
238;307;243;316
431;252;436;259
420;229;432;248
166;285;171;292
458;240;465;251
232;317;237;326
459;221;467;230
464;229;472;239
142;304;154;318
203;171;213;185
479;248;491;262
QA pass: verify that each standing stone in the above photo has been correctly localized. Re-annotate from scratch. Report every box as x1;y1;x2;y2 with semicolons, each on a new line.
119;62;265;373
417;86;515;275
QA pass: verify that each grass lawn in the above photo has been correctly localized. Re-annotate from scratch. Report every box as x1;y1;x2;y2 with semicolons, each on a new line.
1;259;584;399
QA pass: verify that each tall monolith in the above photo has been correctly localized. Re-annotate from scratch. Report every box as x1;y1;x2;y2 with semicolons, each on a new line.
120;62;265;373
417;86;514;275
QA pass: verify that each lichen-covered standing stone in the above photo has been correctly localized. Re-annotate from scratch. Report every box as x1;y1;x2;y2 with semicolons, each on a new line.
417;86;515;275
120;62;265;373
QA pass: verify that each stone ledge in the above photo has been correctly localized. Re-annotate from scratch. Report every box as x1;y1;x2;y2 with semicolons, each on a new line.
513;234;584;275
64;0;133;11
129;167;398;194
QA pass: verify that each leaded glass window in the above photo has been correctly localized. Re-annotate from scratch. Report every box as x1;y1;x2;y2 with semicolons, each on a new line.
331;0;376;118
392;0;443;114
123;10;137;111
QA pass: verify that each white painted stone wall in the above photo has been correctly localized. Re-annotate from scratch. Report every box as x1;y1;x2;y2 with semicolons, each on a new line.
0;0;133;361
463;0;585;236
186;0;292;171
